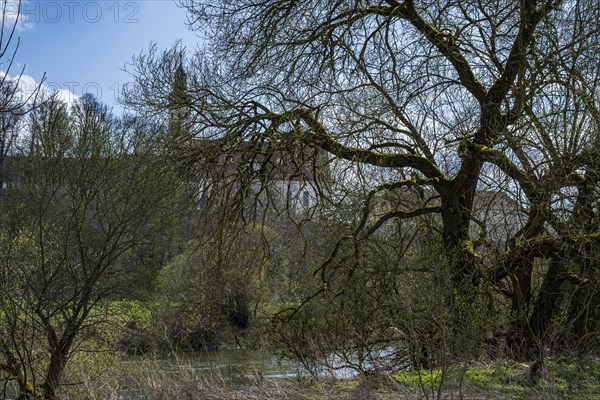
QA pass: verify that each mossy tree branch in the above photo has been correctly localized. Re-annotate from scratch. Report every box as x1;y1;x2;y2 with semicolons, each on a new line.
0;337;41;399
460;140;538;198
259;107;449;182
491;233;600;283
380;0;487;102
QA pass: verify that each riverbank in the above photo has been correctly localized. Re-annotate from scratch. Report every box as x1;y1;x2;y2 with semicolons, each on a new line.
55;352;600;399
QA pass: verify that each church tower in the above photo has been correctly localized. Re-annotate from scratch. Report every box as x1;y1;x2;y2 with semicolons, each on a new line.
167;59;191;146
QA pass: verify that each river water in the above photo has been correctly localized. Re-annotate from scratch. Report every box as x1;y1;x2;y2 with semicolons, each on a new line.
122;348;358;381
122;346;400;382
158;348;307;380
96;347;407;400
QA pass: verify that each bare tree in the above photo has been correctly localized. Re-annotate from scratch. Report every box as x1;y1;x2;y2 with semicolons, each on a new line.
0;94;180;399
126;0;600;360
0;0;44;191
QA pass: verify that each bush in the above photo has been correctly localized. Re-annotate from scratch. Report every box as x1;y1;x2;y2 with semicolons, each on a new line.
153;233;266;352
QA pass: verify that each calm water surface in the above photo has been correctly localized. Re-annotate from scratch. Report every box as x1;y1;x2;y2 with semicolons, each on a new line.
122;348;360;381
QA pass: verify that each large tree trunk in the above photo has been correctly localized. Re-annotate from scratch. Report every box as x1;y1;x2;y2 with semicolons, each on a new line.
440;177;482;296
505;257;535;360
565;281;598;353
439;185;488;358
43;349;68;400
528;260;564;354
43;328;78;400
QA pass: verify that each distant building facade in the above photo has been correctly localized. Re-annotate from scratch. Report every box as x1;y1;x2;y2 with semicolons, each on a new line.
166;65;330;219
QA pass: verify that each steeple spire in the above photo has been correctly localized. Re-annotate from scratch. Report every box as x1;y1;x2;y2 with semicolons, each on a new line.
167;55;190;146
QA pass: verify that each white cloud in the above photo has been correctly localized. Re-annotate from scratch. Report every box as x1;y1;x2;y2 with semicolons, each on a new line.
12;72;36;92
0;1;33;31
2;71;79;108
54;87;79;106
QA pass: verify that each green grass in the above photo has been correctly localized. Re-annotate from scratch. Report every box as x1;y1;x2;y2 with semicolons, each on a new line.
463;366;528;399
108;299;153;328
391;358;600;399
392;368;444;388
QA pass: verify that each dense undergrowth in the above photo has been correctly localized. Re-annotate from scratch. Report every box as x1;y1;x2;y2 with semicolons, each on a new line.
70;299;600;399
55;308;600;400
54;354;600;400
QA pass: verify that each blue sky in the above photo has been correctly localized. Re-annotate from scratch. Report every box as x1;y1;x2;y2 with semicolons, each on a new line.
6;0;200;113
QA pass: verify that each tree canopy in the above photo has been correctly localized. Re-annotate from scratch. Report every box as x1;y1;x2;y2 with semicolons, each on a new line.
126;0;600;359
